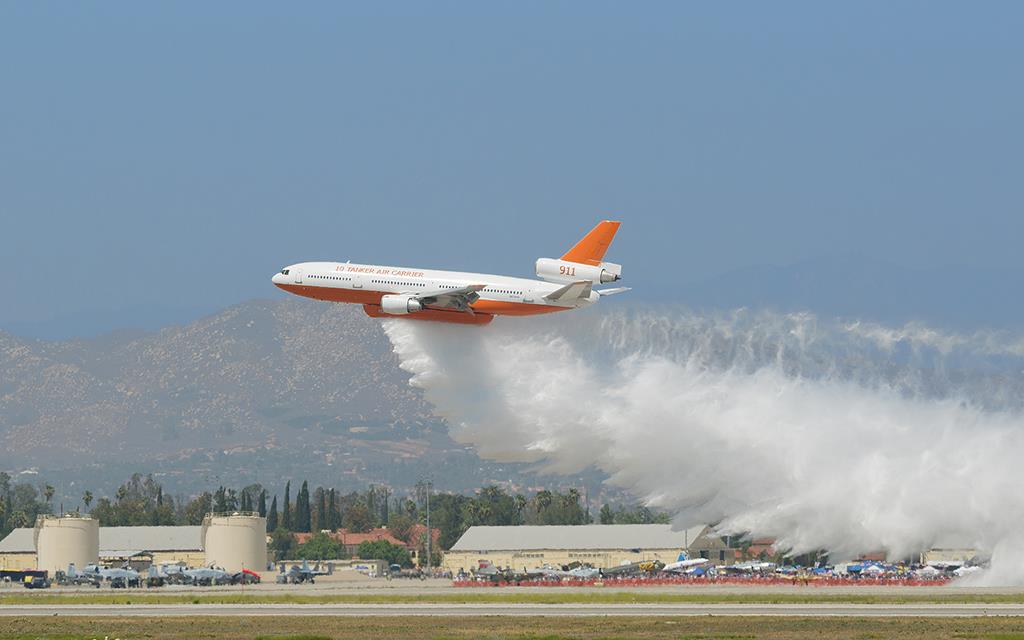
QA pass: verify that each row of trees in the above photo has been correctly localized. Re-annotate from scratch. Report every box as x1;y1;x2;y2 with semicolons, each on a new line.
2;473;672;553
0;473;54;537
268;530;414;567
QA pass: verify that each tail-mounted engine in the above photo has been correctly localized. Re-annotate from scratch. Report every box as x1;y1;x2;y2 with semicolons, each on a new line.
535;258;621;285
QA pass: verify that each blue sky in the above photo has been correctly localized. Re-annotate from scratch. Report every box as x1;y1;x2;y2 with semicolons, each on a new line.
2;2;1022;337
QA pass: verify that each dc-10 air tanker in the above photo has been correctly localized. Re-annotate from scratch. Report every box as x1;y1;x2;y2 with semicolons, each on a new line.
272;220;628;325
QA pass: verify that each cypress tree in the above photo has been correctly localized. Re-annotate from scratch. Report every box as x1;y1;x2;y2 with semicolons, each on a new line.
316;488;326;533
214;486;228;512
258;490;267;518
297;481;311;533
328;488;339;531
267;495;279;531
283;482;292;531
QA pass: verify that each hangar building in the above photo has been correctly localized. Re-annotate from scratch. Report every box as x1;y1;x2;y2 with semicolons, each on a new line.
0;526;205;571
442;524;729;574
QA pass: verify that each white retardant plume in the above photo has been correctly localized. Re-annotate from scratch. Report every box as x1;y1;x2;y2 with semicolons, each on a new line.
382;309;1024;583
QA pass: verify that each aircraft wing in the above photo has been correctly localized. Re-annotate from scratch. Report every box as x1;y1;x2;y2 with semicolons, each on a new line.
415;284;487;313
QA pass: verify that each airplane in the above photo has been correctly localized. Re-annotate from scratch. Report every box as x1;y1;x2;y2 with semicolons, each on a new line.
80;563;142;588
61;563;101;587
181;565;234;586
472;560;545;583
277;559;332;584
600;559;664;577
531;563;601;580
661;552;710;574
272;220;629;325
148;563;258;586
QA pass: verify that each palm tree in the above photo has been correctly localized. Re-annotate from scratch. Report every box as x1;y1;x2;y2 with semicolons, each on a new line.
82;491;93;513
43;484;55;508
566;488;580;506
535;490;553;513
513;494;527;524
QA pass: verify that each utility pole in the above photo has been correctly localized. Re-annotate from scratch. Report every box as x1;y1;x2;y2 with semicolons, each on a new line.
418;480;433;574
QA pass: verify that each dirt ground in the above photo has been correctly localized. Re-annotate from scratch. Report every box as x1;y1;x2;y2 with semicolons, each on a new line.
3;615;1024;639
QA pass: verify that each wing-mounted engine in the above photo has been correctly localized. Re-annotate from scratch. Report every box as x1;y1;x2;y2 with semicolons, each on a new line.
535;258;621;285
380;294;423;315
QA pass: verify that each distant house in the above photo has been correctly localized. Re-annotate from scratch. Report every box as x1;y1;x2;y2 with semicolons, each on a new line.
745;538;777;560
293;525;440;559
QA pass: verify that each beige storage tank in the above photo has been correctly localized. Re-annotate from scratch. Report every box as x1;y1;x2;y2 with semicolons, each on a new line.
201;512;267;573
34;515;99;574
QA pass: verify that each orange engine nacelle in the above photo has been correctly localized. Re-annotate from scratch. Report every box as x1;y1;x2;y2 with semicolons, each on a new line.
362;304;494;325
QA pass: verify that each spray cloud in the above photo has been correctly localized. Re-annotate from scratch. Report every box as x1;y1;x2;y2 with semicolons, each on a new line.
383;308;1024;583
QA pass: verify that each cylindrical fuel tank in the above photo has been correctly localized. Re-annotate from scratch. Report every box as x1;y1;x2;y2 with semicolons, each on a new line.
201;513;267;573
34;515;99;574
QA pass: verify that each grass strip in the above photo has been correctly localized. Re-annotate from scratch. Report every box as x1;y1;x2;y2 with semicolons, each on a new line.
3;615;1024;640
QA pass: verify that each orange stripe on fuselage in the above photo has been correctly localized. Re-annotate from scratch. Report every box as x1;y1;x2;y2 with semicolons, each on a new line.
274;283;569;320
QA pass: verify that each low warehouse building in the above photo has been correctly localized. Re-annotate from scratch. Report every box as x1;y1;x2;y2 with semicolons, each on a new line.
0;526;206;571
443;524;729;574
0;528;36;571
920;536;982;566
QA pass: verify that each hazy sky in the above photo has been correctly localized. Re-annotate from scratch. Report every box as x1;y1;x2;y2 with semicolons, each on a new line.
2;2;1022;336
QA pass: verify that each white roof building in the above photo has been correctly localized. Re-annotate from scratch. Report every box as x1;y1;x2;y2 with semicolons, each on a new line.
443;524;731;573
0;526;201;557
450;524;715;552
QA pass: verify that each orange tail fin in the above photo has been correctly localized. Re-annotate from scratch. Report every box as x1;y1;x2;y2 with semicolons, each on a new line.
561;220;621;266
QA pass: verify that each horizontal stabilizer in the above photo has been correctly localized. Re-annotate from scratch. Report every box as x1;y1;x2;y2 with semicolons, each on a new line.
544;280;593;302
596;287;631;296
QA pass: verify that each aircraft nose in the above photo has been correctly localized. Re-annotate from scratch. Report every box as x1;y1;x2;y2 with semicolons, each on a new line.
272;271;288;286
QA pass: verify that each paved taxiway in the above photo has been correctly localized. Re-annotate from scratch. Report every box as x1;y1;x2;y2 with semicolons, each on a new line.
5;603;1024;617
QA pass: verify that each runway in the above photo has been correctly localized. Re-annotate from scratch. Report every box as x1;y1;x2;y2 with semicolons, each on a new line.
5;603;1024;617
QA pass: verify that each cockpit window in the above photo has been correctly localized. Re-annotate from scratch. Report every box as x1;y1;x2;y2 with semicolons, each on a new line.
281;269;290;275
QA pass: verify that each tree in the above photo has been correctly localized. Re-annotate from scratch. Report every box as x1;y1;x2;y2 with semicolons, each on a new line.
267;495;279;531
295;532;347;560
514;494;527;524
213;486;228;512
82;491;94;513
429;492;472;550
345;502;373;533
314;487;326;532
295;481;311;533
43;484;55;508
535;490;553;514
269;527;295;561
326;489;340;531
387;513;415;544
258;490;267;518
183;492;213;525
357;539;411;568
599;503;614;524
282;482;292;531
